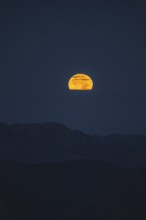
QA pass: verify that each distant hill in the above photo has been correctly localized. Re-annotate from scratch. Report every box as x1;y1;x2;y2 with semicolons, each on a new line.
0;122;146;167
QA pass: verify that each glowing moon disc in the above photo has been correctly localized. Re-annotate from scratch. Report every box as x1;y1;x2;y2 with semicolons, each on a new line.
68;73;93;90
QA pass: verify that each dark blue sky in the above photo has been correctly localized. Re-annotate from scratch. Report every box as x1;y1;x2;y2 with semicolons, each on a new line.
0;0;146;135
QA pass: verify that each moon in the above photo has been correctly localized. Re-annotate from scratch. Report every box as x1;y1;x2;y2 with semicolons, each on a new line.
68;73;93;90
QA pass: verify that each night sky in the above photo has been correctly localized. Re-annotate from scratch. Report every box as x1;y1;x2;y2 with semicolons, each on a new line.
0;0;146;135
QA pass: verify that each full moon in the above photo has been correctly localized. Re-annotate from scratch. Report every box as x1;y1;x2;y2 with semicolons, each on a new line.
68;73;93;90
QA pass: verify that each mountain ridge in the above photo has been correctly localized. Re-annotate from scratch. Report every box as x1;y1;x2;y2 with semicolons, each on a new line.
0;122;146;167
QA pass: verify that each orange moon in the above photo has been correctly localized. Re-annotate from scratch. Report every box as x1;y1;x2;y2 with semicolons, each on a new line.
68;73;93;90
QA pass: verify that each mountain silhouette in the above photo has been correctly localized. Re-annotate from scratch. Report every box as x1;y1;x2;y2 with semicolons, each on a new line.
0;122;146;167
0;123;146;219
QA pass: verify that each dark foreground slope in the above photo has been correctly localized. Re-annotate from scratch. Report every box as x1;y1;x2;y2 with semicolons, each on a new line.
0;122;146;167
0;160;146;220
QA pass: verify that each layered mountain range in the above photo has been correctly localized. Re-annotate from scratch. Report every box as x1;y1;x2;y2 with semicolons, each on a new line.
0;122;146;167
